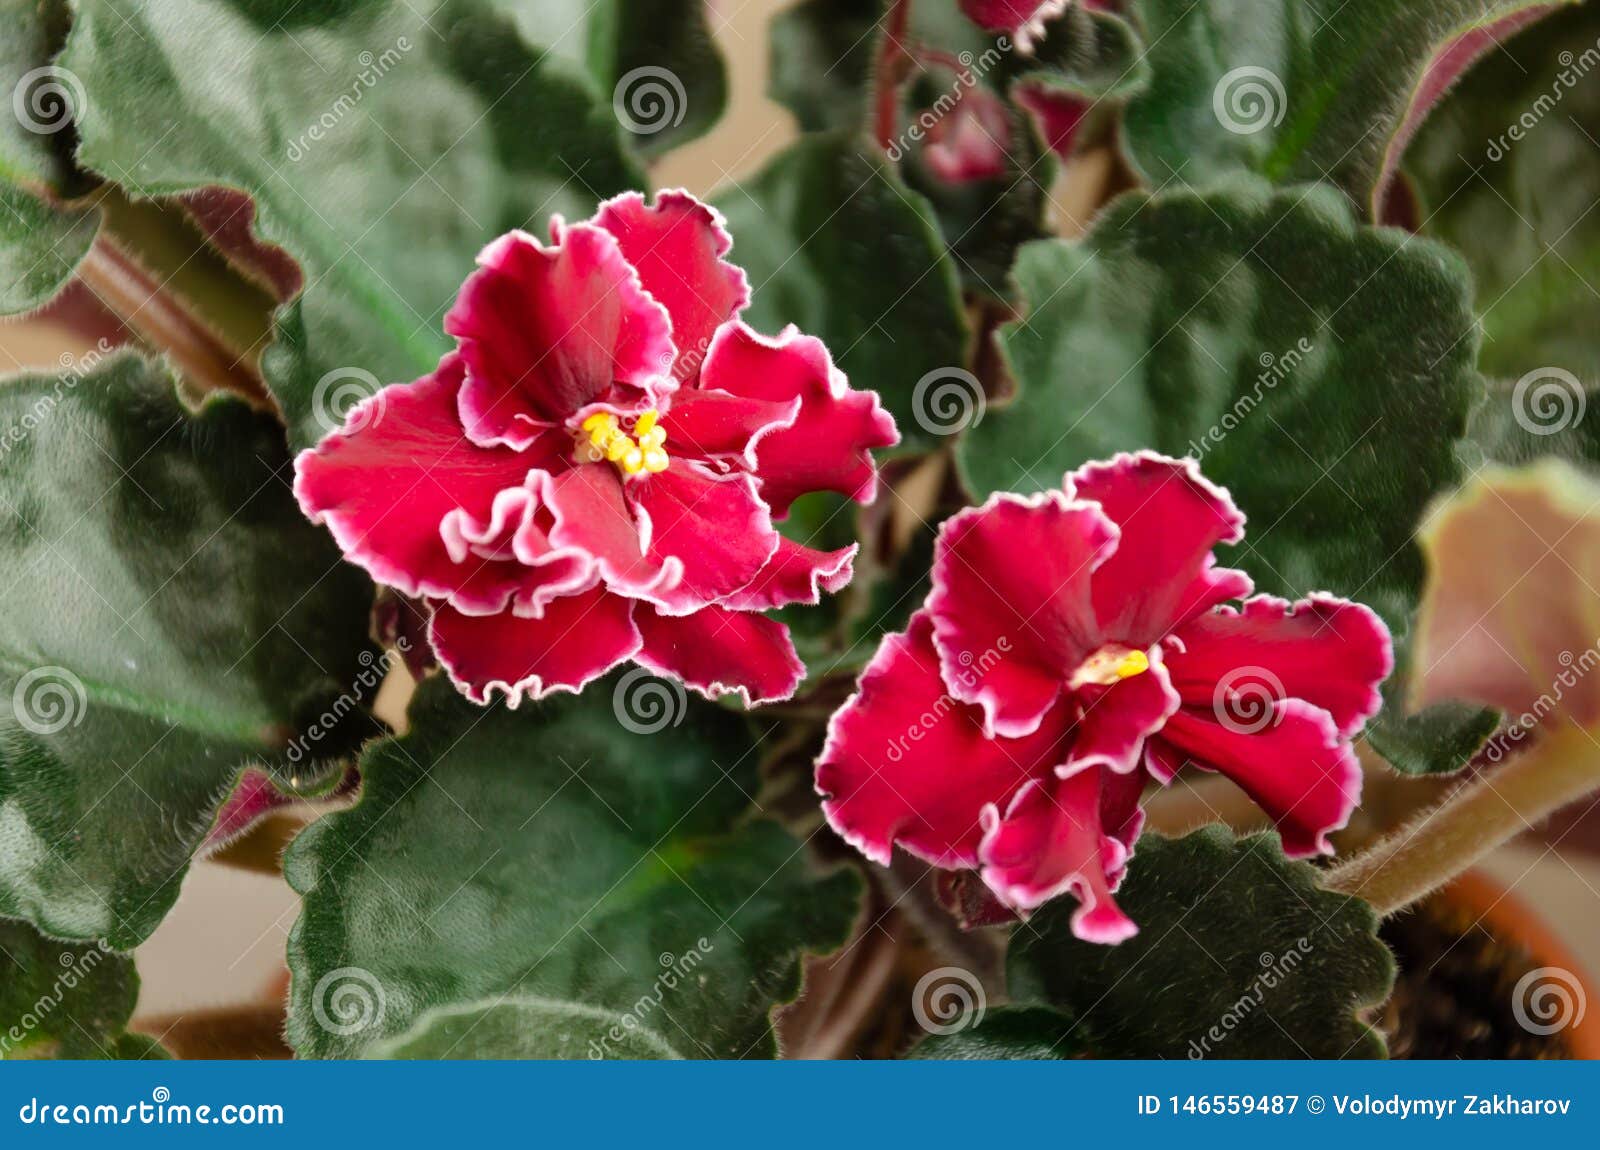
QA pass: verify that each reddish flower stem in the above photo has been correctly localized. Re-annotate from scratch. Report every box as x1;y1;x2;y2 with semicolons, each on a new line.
873;0;915;151
1326;727;1600;916
76;236;274;409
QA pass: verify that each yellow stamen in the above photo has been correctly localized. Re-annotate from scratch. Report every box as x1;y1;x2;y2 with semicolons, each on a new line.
1114;649;1150;679
575;408;669;479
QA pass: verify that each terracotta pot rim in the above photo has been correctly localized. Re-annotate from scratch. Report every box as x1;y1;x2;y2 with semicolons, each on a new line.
1439;869;1600;1060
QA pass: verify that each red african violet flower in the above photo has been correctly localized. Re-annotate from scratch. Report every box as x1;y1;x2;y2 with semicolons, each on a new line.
295;190;898;707
815;452;1391;943
921;85;1012;184
959;0;1069;52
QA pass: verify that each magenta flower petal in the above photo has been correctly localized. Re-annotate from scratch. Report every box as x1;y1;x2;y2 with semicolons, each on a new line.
922;87;1012;184
958;0;1069;51
659;387;801;463
447;223;673;446
539;464;674;599
697;322;898;519
593;190;749;380
293;356;590;615
1155;699;1362;858
720;538;857;612
1013;82;1089;162
977;769;1139;942
928;490;1118;738
636;604;805;706
1071;451;1251;646
430;585;641;705
817;614;1071;868
630;462;780;615
1069;652;1181;774
1168;594;1393;737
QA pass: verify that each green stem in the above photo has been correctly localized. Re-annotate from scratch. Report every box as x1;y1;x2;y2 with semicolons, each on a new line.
1325;727;1600;916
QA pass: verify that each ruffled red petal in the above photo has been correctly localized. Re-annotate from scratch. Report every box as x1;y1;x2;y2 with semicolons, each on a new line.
628;462;780;615
928;490;1117;738
1154;699;1362;859
430;585;641;705
816;613;1071;868
977;767;1139;943
592;190;749;382
1167;594;1393;737
635;604;804;706
1068;653;1180;775
697;322;897;519
447;224;673;446
719;537;857;612
293;357;589;615
1070;451;1251;646
958;0;1069;51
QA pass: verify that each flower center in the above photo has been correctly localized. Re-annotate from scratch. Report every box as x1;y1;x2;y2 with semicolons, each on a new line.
1067;644;1150;689
578;410;668;478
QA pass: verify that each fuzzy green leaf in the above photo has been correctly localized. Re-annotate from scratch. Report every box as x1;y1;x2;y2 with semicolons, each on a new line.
369;997;685;1059
1008;828;1395;1059
492;0;727;160
907;1005;1086;1060
0;0;97;314
0;918;163;1060
62;0;644;449
958;177;1488;773
0;355;376;948
1407;2;1600;380
715;132;971;454
1122;0;1575;213
285;678;860;1059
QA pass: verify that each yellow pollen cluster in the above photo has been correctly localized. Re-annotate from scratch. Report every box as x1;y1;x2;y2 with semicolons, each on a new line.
1114;649;1150;679
579;409;668;477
